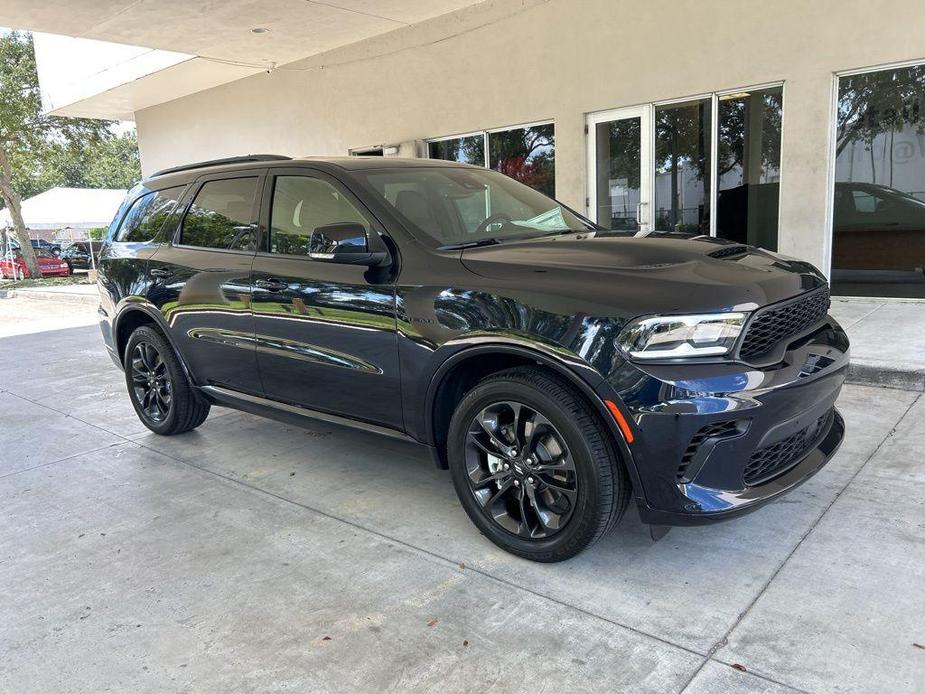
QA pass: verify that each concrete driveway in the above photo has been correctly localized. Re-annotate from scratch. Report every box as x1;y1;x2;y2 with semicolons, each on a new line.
1;297;923;693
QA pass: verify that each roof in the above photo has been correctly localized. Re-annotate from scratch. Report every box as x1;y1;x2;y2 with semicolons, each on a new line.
147;155;478;186
0;187;127;230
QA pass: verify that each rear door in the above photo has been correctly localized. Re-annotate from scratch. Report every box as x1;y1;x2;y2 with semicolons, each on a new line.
250;167;402;428
147;170;265;395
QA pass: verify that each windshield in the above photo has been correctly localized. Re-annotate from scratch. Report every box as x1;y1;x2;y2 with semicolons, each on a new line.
359;167;596;247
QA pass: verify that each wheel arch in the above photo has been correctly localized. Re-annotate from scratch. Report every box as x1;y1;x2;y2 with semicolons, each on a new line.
113;303;196;384
424;343;639;490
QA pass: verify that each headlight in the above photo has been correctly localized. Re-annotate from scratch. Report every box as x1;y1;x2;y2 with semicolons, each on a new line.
617;312;748;359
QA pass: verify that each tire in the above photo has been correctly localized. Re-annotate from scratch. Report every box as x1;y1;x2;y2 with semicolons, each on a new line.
124;325;210;435
447;366;630;562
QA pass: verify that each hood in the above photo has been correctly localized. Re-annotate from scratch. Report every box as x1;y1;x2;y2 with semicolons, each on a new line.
459;233;826;316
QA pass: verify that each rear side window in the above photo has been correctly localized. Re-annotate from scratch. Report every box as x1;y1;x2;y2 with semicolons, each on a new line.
115;186;185;243
181;177;259;251
268;176;369;256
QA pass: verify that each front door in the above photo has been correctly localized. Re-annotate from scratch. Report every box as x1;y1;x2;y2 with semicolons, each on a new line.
586;106;652;233
250;169;403;429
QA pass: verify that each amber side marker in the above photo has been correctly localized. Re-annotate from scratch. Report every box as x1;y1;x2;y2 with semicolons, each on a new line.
604;400;635;444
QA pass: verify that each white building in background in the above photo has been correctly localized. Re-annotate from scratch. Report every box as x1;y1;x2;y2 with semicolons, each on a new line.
1;0;923;297
0;187;127;242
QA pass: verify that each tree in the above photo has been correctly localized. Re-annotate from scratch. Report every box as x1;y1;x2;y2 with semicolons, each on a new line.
0;31;123;277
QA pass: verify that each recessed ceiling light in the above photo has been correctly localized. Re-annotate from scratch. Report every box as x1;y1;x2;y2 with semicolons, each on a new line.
251;27;270;34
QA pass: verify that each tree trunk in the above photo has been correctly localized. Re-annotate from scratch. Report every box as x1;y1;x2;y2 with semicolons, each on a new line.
0;143;41;278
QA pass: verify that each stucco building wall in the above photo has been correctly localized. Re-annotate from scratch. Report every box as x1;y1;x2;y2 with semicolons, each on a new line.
135;0;925;274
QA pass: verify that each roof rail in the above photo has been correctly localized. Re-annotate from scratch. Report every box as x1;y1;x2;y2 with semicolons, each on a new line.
150;154;292;178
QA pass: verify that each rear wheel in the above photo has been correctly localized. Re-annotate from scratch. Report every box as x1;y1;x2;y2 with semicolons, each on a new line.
447;366;630;562
124;325;210;435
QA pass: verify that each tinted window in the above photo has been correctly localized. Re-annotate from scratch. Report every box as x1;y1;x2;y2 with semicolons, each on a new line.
715;87;783;249
115;186;184;243
181;178;258;250
268;176;369;256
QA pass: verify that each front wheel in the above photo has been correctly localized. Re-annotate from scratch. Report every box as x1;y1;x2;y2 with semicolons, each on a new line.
124;325;210;435
447;367;630;562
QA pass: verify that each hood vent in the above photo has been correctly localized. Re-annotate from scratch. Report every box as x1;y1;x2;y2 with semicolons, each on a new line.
708;245;749;259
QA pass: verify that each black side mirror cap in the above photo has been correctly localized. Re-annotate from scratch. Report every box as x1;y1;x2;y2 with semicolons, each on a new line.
309;223;390;267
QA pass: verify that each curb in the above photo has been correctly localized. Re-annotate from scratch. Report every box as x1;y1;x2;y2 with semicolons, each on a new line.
0;288;99;306
846;362;925;393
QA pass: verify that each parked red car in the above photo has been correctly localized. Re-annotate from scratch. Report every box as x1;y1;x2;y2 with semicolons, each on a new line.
0;248;71;278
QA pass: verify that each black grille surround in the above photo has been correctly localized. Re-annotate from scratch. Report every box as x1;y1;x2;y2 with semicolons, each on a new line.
743;410;833;486
676;420;742;482
737;287;831;364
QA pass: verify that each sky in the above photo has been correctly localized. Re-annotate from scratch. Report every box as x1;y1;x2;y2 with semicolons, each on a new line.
1;26;136;131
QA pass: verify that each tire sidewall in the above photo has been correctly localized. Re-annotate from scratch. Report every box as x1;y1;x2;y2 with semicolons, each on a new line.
124;327;182;435
447;377;607;558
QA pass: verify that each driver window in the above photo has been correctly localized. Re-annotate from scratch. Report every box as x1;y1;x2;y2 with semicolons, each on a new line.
269;176;369;256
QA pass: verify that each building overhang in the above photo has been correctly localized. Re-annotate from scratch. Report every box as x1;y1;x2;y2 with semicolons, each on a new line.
1;0;483;121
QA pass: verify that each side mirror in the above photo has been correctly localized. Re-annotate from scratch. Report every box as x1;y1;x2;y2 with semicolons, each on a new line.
309;223;389;267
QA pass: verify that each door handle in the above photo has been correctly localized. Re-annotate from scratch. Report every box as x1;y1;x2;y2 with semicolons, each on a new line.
150;267;170;278
255;278;288;292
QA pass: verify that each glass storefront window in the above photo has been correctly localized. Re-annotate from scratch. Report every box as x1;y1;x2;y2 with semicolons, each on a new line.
654;99;711;233
832;65;925;297
488;124;556;198
427;135;485;166
428;124;556;197
716;87;783;249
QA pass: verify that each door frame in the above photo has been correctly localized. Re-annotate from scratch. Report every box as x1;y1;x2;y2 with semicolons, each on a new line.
586;104;653;233
587;82;785;239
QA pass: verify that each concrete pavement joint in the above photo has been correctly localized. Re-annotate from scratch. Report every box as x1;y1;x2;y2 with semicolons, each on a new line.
0;441;133;482
1;387;135;443
676;392;922;694
129;436;709;662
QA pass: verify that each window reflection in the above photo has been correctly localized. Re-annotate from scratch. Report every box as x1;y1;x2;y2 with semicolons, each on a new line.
595;118;641;230
716;88;783;249
654;99;711;233
488;124;556;198
269;176;369;257
181;178;258;251
832;65;925;297
428;136;485;165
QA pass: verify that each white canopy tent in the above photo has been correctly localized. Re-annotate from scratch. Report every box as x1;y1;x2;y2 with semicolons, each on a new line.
0;187;126;238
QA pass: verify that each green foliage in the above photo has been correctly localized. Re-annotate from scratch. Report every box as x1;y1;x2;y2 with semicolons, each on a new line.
837;65;925;155
0;31;140;207
87;227;106;240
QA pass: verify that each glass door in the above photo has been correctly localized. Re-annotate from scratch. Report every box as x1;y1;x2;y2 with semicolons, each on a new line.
586;106;652;232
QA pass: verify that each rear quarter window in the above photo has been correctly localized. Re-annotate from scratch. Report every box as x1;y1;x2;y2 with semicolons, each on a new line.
114;186;186;243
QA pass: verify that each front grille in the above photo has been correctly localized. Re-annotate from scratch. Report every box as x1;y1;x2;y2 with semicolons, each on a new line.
739;287;830;362
743;410;832;486
708;245;749;259
677;420;741;482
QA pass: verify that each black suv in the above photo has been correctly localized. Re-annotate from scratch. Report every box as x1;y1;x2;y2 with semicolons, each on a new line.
98;154;848;561
62;240;103;270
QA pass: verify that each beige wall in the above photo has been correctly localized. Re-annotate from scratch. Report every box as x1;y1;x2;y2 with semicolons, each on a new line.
135;0;925;274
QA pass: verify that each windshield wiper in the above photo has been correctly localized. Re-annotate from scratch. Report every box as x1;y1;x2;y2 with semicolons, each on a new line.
438;238;503;250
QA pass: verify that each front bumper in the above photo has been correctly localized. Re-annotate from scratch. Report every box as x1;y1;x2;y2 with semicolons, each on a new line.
604;316;849;526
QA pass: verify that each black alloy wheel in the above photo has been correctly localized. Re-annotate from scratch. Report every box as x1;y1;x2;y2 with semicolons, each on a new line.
464;401;578;538
447;366;630;562
124;325;210;435
130;341;172;423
